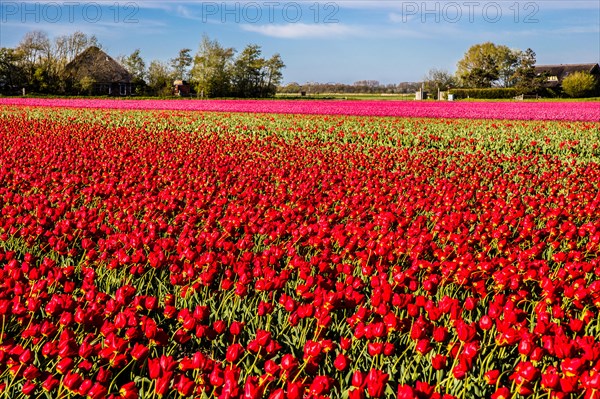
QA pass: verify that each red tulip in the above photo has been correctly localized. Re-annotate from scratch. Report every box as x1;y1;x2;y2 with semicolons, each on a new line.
87;383;108;399
433;326;449;343
280;354;298;371
415;339;432;355
456;320;477;342
22;365;40;380
351;370;365;388
268;388;285;399
286;381;304;399
148;358;161;379
491;386;511;399
222;367;241;399
119;382;139;399
131;343;149;361
333;353;349;371
348;387;366;399
42;374;59;392
243;376;263;399
415;381;435;397
174;374;195;397
541;366;560;390
56;357;74;374
432;354;447;370
21;380;36;396
485;370;500;385
366;368;388;398
230;321;244;336
309;376;333;395
77;378;93;396
226;343;244;363
63;371;82;392
561;357;585;378
18;348;33;364
479;315;493;330
264;359;279;376
452;362;467;380
155;371;173;396
397;384;416;399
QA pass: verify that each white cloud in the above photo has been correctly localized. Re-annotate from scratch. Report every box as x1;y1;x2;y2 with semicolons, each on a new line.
337;0;599;11
389;12;415;23
174;5;197;19
240;23;361;38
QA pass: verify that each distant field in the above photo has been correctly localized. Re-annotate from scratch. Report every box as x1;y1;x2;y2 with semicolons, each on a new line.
459;97;600;102
277;93;600;102
276;92;416;100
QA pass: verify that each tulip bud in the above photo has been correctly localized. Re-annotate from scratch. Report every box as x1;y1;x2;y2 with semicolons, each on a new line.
351;370;365;388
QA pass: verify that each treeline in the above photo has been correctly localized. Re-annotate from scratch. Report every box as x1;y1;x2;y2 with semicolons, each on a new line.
278;81;421;94
421;43;543;95
422;42;599;98
0;31;101;95
0;31;285;98
191;35;284;98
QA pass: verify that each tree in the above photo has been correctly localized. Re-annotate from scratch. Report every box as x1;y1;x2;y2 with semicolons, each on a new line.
512;48;543;94
494;47;521;88
121;49;147;94
462;54;499;88
190;35;235;98
15;30;52;91
54;31;101;65
262;53;285;97
231;44;264;97
12;30;103;94
170;48;192;80
562;71;598;98
0;47;25;94
423;68;455;93
147;60;174;96
456;42;521;88
230;44;285;98
53;31;101;80
279;82;301;94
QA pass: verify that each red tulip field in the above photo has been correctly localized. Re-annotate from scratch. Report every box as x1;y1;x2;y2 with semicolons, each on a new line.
0;101;600;398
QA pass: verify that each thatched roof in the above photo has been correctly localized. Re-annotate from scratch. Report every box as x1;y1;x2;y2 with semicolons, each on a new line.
534;63;599;87
65;46;132;83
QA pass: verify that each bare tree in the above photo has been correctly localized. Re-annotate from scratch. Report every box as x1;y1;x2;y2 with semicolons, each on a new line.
423;68;455;93
55;31;101;64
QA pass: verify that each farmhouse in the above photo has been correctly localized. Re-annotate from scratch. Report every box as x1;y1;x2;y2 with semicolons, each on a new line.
65;46;133;96
534;63;600;88
173;80;191;96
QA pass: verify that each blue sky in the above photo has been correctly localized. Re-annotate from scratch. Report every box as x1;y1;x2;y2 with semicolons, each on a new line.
1;1;599;84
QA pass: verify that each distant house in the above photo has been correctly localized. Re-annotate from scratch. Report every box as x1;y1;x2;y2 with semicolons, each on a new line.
173;80;190;96
65;46;133;96
534;63;600;88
